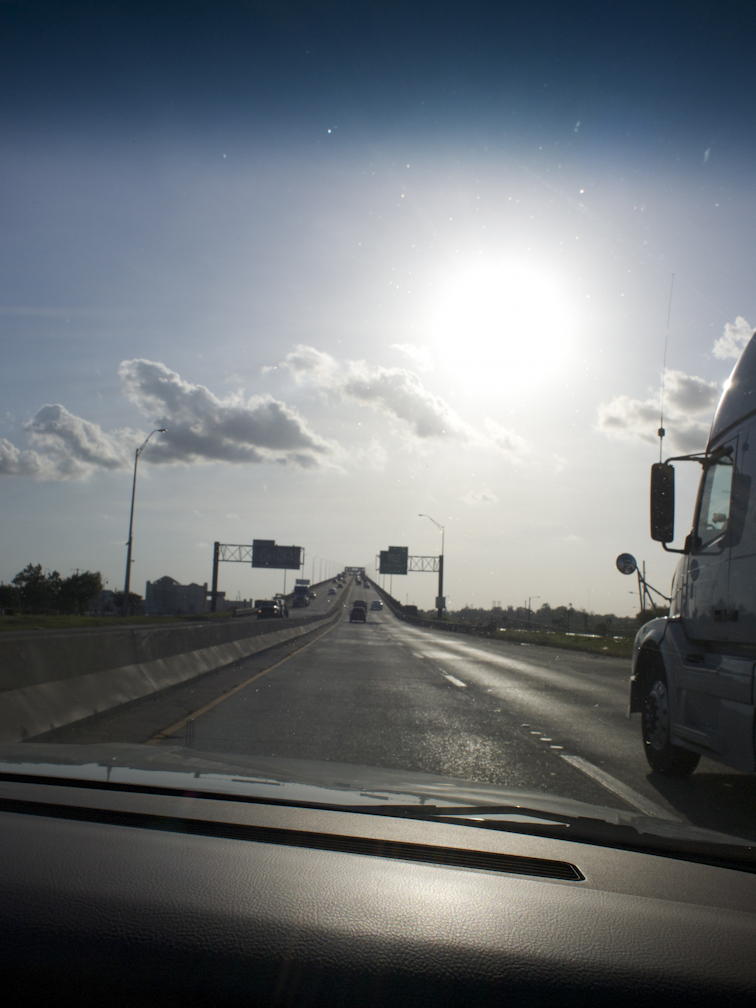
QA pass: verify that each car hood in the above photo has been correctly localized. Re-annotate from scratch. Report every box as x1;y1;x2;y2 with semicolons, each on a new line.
0;741;750;857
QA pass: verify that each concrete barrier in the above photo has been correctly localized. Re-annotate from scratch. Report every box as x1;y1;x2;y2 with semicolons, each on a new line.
0;608;340;744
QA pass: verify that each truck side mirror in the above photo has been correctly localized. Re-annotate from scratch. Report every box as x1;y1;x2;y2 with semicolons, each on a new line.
650;462;675;542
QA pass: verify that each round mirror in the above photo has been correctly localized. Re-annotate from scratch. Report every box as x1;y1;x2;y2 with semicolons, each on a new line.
615;552;637;575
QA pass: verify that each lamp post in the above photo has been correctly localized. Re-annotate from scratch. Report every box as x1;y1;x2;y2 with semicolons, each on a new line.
418;513;445;619
123;428;165;615
527;595;540;627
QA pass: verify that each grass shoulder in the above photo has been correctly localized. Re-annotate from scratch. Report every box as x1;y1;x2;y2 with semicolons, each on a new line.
0;611;234;633
492;628;633;658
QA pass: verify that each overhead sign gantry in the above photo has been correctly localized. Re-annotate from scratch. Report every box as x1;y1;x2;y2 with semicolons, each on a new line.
210;540;304;611
376;545;445;618
379;546;408;575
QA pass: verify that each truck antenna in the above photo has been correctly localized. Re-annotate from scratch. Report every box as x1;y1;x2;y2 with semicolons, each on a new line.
658;273;675;462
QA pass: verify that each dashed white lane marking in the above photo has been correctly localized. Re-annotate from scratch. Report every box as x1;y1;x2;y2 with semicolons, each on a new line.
561;754;680;821
442;673;468;688
413;654;675;820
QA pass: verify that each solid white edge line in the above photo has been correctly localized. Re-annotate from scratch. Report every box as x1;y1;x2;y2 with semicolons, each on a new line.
442;673;467;689
560;753;680;821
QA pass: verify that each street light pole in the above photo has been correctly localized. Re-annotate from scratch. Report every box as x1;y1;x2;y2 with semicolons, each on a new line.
527;595;540;627
123;428;165;616
418;513;445;619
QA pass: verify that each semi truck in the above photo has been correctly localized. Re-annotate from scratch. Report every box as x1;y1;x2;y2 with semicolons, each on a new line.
629;329;756;775
292;582;311;608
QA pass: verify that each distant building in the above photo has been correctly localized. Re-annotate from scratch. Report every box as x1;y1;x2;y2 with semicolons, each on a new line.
145;576;209;616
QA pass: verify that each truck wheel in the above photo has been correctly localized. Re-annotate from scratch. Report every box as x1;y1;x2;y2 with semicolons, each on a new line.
641;670;700;775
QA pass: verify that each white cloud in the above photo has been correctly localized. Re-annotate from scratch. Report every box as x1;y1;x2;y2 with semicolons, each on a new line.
597;374;715;453
482;420;530;464
117;358;333;467
713;316;753;360
26;404;126;470
0;439;52;478
596;318;755;454
663;369;720;413
0;360;334;481
281;344;469;439
462;488;500;506
278;344;530;459
0;406;126;480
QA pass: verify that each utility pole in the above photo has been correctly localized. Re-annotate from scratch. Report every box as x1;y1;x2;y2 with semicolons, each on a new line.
123;428;165;615
210;541;220;612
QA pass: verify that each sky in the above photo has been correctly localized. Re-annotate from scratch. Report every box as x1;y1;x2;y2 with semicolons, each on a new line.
2;0;756;615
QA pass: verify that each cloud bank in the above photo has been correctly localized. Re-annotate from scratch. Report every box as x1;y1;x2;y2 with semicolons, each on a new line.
118;359;332;467
2;344;536;481
0;405;128;479
713;316;753;361
0;360;332;480
278;344;529;462
597;318;753;453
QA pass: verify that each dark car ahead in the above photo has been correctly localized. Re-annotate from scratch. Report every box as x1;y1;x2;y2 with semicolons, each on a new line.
349;605;367;623
256;599;286;619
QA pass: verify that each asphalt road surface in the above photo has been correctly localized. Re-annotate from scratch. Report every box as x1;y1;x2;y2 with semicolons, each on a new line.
33;582;756;843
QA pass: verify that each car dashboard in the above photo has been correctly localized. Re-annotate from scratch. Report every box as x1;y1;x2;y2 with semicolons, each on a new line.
0;772;754;1006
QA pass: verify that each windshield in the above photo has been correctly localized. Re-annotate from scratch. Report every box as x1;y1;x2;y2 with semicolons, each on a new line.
1;0;755;857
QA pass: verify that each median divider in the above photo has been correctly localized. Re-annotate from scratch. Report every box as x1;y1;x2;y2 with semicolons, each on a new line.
0;606;342;744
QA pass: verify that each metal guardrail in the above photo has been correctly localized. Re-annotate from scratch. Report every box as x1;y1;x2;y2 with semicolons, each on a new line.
371;584;620;641
372;583;478;634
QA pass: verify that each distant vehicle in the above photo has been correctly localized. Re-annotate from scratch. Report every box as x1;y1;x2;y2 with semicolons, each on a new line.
292;584;310;608
370;600;383;611
328;587;337;596
349;605;367;623
273;594;289;617
308;590;317;599
255;599;285;619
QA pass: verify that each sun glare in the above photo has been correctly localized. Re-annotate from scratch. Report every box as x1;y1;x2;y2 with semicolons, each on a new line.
427;260;578;394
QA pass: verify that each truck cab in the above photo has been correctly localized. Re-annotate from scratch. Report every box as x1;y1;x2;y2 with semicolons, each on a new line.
630;331;756;774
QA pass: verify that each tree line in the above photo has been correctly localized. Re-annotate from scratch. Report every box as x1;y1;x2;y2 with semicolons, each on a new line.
0;563;106;615
439;602;666;636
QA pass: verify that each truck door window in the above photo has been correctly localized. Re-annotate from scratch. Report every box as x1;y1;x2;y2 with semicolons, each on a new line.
694;456;734;551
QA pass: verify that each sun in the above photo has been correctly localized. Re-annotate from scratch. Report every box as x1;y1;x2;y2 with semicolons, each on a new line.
426;259;578;394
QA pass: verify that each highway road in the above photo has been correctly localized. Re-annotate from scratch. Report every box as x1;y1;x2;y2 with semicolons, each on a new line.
34;581;756;844
285;580;343;619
